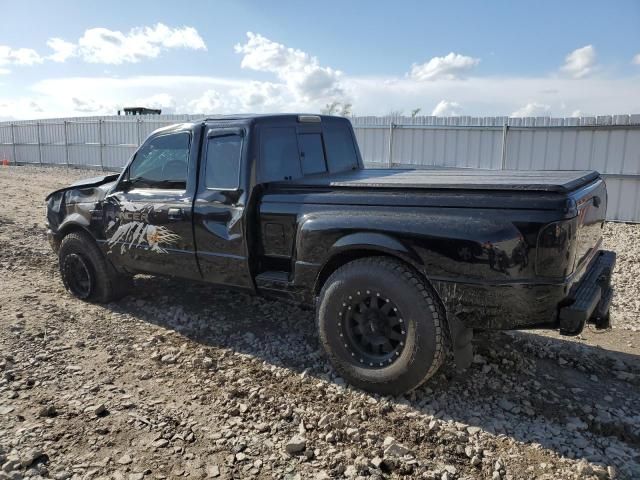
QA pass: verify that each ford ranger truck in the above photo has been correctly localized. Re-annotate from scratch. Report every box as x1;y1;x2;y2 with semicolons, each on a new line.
45;114;616;395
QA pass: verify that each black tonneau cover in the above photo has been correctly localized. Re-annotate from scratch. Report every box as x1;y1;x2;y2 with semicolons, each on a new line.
288;168;600;193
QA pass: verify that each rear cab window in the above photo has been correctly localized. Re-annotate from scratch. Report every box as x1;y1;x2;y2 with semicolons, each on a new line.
258;118;359;183
298;133;327;175
323;124;359;172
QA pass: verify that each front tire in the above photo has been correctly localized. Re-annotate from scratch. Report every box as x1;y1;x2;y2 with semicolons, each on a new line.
58;231;131;303
317;257;447;395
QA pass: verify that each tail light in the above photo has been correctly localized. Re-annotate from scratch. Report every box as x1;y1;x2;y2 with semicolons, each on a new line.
535;218;578;278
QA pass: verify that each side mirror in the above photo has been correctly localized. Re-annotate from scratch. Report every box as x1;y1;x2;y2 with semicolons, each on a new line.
117;176;132;192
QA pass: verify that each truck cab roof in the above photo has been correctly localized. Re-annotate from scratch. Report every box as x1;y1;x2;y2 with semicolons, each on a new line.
151;114;347;133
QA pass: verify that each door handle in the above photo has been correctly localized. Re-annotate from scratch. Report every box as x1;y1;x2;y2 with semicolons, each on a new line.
167;208;184;221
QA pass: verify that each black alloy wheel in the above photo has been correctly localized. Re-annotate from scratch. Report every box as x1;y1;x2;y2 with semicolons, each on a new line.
317;257;447;395
62;253;93;299
58;231;133;303
340;290;407;368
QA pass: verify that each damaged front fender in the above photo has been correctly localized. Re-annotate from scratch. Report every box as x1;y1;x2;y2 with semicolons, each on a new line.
45;174;120;202
45;174;120;243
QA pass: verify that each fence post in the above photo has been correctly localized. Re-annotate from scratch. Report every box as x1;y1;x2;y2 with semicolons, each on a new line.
136;118;141;145
500;122;509;170
63;121;70;168
36;122;42;165
387;122;395;167
10;123;17;165
98;119;104;170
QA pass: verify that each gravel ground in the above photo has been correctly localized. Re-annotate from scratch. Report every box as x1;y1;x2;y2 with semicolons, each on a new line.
604;223;640;332
0;166;639;480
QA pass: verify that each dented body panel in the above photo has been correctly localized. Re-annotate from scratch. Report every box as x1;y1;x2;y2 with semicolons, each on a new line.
46;114;614;336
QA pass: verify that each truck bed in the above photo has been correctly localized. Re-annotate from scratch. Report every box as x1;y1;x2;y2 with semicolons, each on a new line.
288;168;600;193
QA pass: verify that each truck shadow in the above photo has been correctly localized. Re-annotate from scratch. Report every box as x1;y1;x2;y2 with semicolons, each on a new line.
106;275;640;474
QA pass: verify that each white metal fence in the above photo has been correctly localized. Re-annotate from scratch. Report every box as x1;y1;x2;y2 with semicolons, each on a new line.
0;115;199;171
351;114;640;222
1;114;639;222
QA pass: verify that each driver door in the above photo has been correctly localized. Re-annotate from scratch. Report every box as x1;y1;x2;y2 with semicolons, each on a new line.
103;131;200;280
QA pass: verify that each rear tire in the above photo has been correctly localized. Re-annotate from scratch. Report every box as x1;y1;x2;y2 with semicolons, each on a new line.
316;257;446;395
58;231;132;303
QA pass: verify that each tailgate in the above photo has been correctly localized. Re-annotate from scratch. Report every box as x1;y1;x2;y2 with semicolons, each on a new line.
572;178;607;273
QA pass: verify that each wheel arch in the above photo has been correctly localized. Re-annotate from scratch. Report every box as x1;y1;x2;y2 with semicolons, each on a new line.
57;225;131;302
314;232;432;298
56;217;118;274
313;239;474;374
57;213;93;238
49;217;94;252
314;251;449;394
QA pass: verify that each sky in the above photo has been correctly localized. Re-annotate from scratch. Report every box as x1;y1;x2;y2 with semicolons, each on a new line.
1;0;639;120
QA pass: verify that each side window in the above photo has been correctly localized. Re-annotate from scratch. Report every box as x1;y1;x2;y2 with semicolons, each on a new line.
298;133;327;175
260;127;302;182
129;133;190;189
205;134;242;190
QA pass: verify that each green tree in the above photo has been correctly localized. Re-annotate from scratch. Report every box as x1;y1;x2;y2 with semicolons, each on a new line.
321;101;340;115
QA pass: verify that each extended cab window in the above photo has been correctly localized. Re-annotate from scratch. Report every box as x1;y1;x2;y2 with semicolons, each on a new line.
260;127;302;182
205;134;242;190
128;132;190;189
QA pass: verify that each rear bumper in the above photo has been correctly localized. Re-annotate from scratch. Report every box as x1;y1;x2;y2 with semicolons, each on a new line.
558;250;616;335
431;249;616;333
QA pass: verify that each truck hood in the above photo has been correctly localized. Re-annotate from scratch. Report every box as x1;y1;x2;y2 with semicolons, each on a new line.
288;168;600;193
45;173;120;201
46;174;120;233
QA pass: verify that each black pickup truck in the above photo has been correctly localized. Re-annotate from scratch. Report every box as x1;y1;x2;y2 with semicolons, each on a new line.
46;114;615;394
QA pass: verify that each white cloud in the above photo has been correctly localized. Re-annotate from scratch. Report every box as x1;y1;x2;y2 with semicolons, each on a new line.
561;45;596;79
71;97;114;114
511;102;551;117
345;74;640;118
134;93;176;113
0;98;44;121
633;53;640;65
188;89;226;113
230;81;287;110
409;53;480;81
69;93;177;115
188;82;288;113
431;100;462;116
0;45;43;66
0;71;636;121
234;32;344;102
47;23;206;64
30;75;246;118
3;31;638;120
0;68;10;75
47;38;77;62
